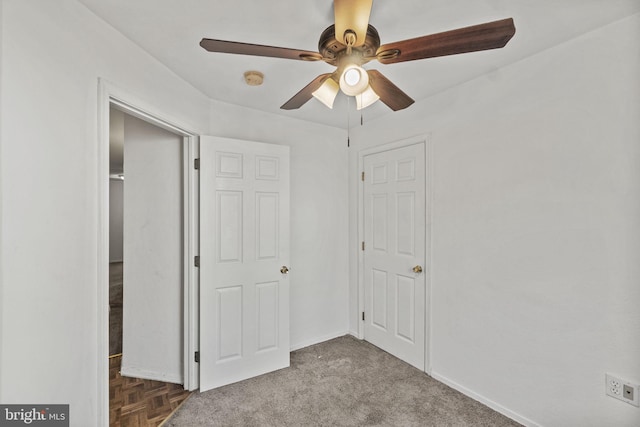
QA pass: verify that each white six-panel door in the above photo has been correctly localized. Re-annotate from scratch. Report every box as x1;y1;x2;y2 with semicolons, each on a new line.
363;142;426;370
200;136;290;391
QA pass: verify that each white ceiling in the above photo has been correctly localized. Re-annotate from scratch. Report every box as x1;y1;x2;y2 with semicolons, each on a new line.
78;0;640;129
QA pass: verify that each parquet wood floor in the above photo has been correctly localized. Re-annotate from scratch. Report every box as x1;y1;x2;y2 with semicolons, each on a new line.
109;355;191;427
109;262;123;355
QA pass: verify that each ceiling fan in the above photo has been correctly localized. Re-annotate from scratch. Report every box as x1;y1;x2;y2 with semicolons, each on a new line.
200;0;515;112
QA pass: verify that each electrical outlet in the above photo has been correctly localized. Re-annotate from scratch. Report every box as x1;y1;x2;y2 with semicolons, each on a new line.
606;374;640;407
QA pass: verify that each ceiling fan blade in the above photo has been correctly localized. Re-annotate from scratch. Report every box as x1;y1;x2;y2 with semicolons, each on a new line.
334;0;373;47
200;39;323;61
376;18;515;64
281;74;333;110
367;70;415;111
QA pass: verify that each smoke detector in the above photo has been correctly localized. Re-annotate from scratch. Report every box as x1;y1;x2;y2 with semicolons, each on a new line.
244;71;264;86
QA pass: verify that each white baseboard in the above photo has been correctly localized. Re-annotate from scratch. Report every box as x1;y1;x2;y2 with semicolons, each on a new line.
120;365;183;385
430;371;541;427
348;329;363;340
290;330;348;352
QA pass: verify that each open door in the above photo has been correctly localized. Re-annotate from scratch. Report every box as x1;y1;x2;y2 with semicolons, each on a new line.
199;136;290;391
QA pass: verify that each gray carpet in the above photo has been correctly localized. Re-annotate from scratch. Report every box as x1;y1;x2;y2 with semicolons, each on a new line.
166;336;521;426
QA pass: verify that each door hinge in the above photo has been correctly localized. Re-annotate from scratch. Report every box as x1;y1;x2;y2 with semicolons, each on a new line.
194;256;200;267
362;312;365;321
194;158;200;170
194;351;200;363
361;241;365;251
361;171;365;182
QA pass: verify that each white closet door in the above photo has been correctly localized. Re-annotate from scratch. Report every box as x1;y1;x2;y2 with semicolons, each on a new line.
363;142;426;370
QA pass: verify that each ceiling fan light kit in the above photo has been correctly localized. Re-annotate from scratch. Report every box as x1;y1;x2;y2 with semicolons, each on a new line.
312;77;340;109
339;64;369;96
356;85;380;111
200;0;516;112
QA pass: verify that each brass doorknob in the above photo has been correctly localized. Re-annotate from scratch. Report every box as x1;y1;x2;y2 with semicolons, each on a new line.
413;265;423;273
280;266;289;274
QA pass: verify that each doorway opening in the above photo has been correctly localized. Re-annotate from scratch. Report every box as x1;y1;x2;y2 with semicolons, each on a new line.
108;105;191;425
98;79;199;426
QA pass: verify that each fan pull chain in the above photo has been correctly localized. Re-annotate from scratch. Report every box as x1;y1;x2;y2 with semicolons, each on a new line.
347;97;351;147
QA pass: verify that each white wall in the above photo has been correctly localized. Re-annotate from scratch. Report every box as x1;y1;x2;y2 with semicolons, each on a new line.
108;179;123;262
0;1;350;425
349;13;640;427
0;0;5;392
121;114;183;383
208;101;350;350
0;0;210;424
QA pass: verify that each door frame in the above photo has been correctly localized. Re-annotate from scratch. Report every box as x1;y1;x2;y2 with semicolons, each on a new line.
357;134;433;374
97;79;200;426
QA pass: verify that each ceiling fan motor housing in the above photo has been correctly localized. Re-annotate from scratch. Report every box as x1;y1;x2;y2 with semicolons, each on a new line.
318;24;380;67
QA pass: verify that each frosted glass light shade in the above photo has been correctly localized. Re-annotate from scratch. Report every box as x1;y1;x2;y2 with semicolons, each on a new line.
339;64;369;96
356;85;380;110
312;78;340;109
344;68;360;86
